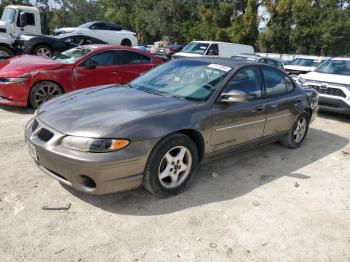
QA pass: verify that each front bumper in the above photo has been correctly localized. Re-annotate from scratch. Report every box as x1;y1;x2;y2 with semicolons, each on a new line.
0;81;30;107
318;96;350;115
25;118;157;194
303;82;350;115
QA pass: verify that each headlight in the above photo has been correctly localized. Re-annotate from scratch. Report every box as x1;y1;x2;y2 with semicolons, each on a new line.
0;77;28;84
61;136;130;152
297;76;306;85
19;34;34;41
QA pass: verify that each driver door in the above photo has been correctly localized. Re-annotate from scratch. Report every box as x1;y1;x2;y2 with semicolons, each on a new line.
73;51;118;89
211;66;267;151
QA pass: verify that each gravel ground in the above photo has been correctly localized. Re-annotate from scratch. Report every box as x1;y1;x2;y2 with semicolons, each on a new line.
0;105;349;262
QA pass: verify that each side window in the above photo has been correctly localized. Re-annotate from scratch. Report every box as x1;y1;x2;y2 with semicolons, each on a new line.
262;67;288;96
223;67;262;99
17;12;35;26
27;13;35;26
108;24;123;31
121;51;151;65
276;61;284;69
266;59;276;66
206;44;219;56
260;58;267;64
89;23;107;30
83;51;114;66
285;76;295;92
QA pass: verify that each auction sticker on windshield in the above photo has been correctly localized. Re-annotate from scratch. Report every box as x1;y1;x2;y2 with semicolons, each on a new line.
208;64;232;72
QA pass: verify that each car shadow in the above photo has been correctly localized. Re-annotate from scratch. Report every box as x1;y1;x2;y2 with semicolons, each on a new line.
63;128;349;216
0;105;35;114
318;111;350;123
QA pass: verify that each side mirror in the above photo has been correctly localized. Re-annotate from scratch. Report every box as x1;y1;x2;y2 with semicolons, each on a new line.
19;12;29;27
85;60;97;69
218;90;249;103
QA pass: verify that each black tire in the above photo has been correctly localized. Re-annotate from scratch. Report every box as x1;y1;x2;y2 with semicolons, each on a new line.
0;46;15;60
121;39;132;47
29;81;64;109
32;45;53;58
143;133;199;197
280;113;309;148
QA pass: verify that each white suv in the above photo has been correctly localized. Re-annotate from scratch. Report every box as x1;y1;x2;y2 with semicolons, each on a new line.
297;58;350;115
54;21;138;47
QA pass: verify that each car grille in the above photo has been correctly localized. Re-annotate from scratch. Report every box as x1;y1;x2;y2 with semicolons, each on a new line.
308;85;346;98
286;69;308;75
37;128;54;142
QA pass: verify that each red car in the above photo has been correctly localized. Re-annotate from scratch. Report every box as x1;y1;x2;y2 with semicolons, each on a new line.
0;45;163;108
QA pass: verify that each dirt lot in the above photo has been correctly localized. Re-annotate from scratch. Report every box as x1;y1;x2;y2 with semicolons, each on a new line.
0;105;349;262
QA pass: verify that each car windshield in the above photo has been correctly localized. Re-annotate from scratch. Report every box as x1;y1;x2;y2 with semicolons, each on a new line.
52;47;92;64
0;7;16;23
131;59;231;102
315;59;350;76
289;58;323;67
182;42;210;55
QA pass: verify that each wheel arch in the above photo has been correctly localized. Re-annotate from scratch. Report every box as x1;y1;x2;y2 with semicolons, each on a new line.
31;43;54;55
150;129;205;163
28;80;65;106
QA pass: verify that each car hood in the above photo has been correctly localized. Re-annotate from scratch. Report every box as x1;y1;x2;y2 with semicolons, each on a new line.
0;55;65;77
37;85;192;138
284;65;315;72
302;72;350;85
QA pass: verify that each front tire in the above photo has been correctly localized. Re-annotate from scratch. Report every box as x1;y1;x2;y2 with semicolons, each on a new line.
143;133;198;197
29;81;64;109
280;113;309;148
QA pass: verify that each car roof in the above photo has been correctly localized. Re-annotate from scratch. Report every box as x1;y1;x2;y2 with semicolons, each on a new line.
330;57;350;61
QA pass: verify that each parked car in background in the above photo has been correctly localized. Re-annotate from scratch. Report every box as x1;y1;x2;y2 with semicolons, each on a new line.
25;58;318;196
13;33;108;57
134;46;150;52
297;57;350;115
0;45;163;108
284;56;328;80
231;54;284;70
54;21;138;46
155;44;183;60
173;41;254;59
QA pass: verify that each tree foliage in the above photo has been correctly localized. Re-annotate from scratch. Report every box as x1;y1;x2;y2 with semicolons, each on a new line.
1;0;350;55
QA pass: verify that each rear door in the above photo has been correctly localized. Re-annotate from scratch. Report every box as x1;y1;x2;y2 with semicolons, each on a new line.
113;50;154;84
261;66;297;136
211;66;267;151
73;50;117;89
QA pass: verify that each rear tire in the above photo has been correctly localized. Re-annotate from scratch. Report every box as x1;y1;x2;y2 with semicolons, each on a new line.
29;81;64;109
280;113;309;148
143;133;198;197
121;39;132;47
33;45;53;58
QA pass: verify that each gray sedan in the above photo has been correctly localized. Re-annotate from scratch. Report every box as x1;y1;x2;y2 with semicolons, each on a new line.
25;58;319;196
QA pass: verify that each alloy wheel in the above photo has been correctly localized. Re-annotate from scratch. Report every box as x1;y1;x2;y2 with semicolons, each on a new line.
35;83;62;106
158;146;193;189
293;117;307;143
36;47;52;58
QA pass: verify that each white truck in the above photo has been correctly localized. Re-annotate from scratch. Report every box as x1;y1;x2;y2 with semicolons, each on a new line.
0;4;49;59
172;41;254;59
